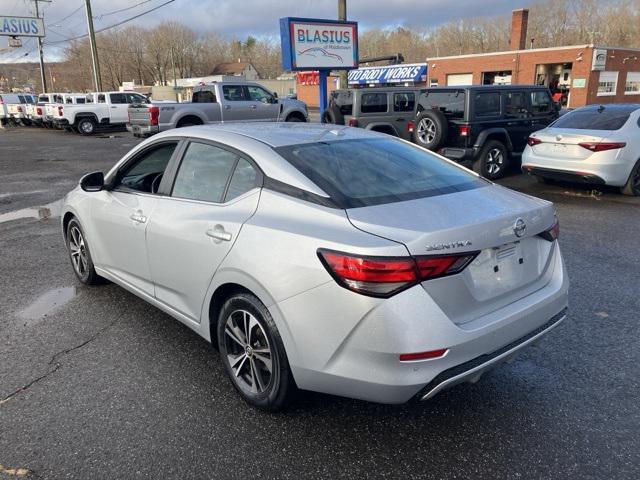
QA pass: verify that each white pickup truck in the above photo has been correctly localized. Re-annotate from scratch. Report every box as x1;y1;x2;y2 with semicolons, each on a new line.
3;93;37;126
127;81;308;137
54;91;147;134
40;93;88;128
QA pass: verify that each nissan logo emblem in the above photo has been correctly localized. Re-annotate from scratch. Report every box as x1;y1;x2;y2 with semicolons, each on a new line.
513;218;526;238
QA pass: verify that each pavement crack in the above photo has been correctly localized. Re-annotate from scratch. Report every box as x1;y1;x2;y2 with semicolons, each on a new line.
0;319;118;407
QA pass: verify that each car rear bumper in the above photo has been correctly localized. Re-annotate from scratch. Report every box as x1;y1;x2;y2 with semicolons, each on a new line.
277;242;569;404
53;118;70;127
523;166;606;185
126;123;158;136
440;146;477;162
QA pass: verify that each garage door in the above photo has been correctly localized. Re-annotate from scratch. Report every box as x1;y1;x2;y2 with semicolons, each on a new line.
446;73;473;86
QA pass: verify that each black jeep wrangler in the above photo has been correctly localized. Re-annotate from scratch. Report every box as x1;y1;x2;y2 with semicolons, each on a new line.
413;85;559;179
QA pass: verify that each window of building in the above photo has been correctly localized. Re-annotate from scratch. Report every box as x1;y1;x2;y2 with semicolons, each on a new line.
597;71;618;96
624;72;640;95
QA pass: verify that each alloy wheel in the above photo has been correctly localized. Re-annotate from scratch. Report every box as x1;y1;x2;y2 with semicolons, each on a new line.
417;118;436;144
80;121;94;134
224;309;273;394
485;148;504;175
68;225;88;277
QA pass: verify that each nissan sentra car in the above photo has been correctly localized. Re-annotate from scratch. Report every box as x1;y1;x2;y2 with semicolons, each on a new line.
61;123;568;410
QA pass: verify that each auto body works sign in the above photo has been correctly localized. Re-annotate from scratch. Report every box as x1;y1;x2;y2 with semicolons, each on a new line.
348;63;427;85
0;16;45;37
280;17;358;71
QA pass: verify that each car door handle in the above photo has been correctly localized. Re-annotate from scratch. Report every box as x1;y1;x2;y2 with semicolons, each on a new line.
206;226;232;242
111;106;118;109
130;212;147;223
250;105;257;109
224;105;232;110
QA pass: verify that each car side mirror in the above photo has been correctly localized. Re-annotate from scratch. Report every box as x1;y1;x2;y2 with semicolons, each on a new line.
80;171;104;192
273;91;278;99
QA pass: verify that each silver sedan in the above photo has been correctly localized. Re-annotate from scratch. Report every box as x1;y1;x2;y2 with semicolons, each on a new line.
61;123;569;410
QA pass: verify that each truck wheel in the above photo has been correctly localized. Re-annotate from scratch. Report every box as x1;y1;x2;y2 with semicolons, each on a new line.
77;118;96;135
473;140;509;180
285;114;304;122
413;109;448;150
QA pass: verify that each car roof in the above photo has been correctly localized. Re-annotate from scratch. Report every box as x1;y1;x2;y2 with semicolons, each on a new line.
425;85;548;91
159;122;383;148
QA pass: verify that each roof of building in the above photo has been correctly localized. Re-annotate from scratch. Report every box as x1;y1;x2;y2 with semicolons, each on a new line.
427;44;640;61
210;62;255;75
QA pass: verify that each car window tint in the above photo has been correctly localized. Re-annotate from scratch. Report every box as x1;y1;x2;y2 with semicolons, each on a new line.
118;143;177;193
552;106;636;130
225;158;258;201
126;93;145;103
474;92;500;117
193;90;217;103
76;97;86;104
420;90;466;119
393;93;415;112
276;138;484;208
530;91;552;114
360;93;388;113
18;95;25;103
110;93;127;104
504;92;528;118
172;143;238;203
246;86;273;103
222;85;246;101
97;94;106;103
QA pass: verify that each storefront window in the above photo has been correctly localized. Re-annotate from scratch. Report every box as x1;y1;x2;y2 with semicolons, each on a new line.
624;72;640;95
597;71;618;96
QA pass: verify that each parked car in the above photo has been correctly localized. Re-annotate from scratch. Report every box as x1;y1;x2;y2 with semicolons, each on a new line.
321;87;420;140
522;104;640;196
54;91;148;135
127;81;308;137
61;123;568;410
413;85;559;179
6;93;37;126
43;93;65;128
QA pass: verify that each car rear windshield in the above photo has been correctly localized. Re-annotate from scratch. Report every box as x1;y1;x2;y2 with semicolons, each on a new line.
419;90;466;119
552;106;637;130
275;138;485;208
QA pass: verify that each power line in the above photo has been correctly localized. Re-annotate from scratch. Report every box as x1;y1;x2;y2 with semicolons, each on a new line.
93;0;158;20
43;0;176;45
46;3;84;27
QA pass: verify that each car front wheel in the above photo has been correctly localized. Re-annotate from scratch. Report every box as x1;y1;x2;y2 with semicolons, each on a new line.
473;140;509;180
217;292;295;411
66;218;103;284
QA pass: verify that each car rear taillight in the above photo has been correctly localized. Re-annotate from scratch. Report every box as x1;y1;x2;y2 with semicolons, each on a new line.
527;136;543;147
57;105;63;116
17;106;23;113
317;249;478;298
36;107;42;115
578;142;626;152
347;118;358;127
399;348;449;362
459;125;470;137
149;106;160;126
538;218;560;242
407;120;414;133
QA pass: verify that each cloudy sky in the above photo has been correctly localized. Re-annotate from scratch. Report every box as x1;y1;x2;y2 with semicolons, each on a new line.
2;0;539;61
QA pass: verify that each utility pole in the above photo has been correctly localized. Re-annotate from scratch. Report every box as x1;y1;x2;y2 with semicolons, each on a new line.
337;0;347;89
33;0;50;93
84;0;102;91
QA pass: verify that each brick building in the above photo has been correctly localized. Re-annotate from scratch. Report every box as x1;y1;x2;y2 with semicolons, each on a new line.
427;9;640;108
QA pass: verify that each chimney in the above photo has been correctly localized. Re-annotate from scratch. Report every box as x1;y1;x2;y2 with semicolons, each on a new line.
509;8;529;51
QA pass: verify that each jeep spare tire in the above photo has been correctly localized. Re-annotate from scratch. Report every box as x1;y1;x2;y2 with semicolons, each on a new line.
414;109;448;150
321;106;344;125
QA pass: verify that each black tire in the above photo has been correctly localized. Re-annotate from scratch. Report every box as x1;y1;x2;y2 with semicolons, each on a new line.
413;109;448;150
285;114;304;122
76;117;96;135
621;160;640;196
321;106;344;125
176;117;203;128
66;218;103;285
473;139;509;180
217;292;295;411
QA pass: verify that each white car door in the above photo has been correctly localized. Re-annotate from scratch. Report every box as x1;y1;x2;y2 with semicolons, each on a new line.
108;93;130;124
145;141;261;322
89;141;180;295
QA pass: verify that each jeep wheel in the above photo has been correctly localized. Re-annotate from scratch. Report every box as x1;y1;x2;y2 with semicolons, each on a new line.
321;106;344;125
413;109;448;150
474;140;509;180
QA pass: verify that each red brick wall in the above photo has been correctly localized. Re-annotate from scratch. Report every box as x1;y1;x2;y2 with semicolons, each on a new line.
296;76;340;108
586;49;640;104
509;9;529;51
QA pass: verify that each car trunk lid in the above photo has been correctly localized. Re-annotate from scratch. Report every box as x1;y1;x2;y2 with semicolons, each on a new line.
529;128;609;160
346;185;557;325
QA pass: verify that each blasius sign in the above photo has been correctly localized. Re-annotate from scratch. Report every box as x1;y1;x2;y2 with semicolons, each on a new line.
0;16;45;37
280;17;358;71
348;63;427;85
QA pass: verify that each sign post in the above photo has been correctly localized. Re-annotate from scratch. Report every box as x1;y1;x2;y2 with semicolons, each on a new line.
280;17;358;114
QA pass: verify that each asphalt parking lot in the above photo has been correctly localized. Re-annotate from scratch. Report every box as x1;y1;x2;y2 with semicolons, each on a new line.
1;127;639;480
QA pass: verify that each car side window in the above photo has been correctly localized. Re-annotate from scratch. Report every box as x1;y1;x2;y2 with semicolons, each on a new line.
76;97;86;104
110;93;127;104
116;143;177;193
126;93;145;104
530;91;552;114
246;86;273;103
18;95;26;103
172;142;238;203
393;93;415;112
225;158;258;201
360;93;388;113
504;92;529;118
193;90;217;103
474;92;501;117
97;94;106;103
222;85;246;101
